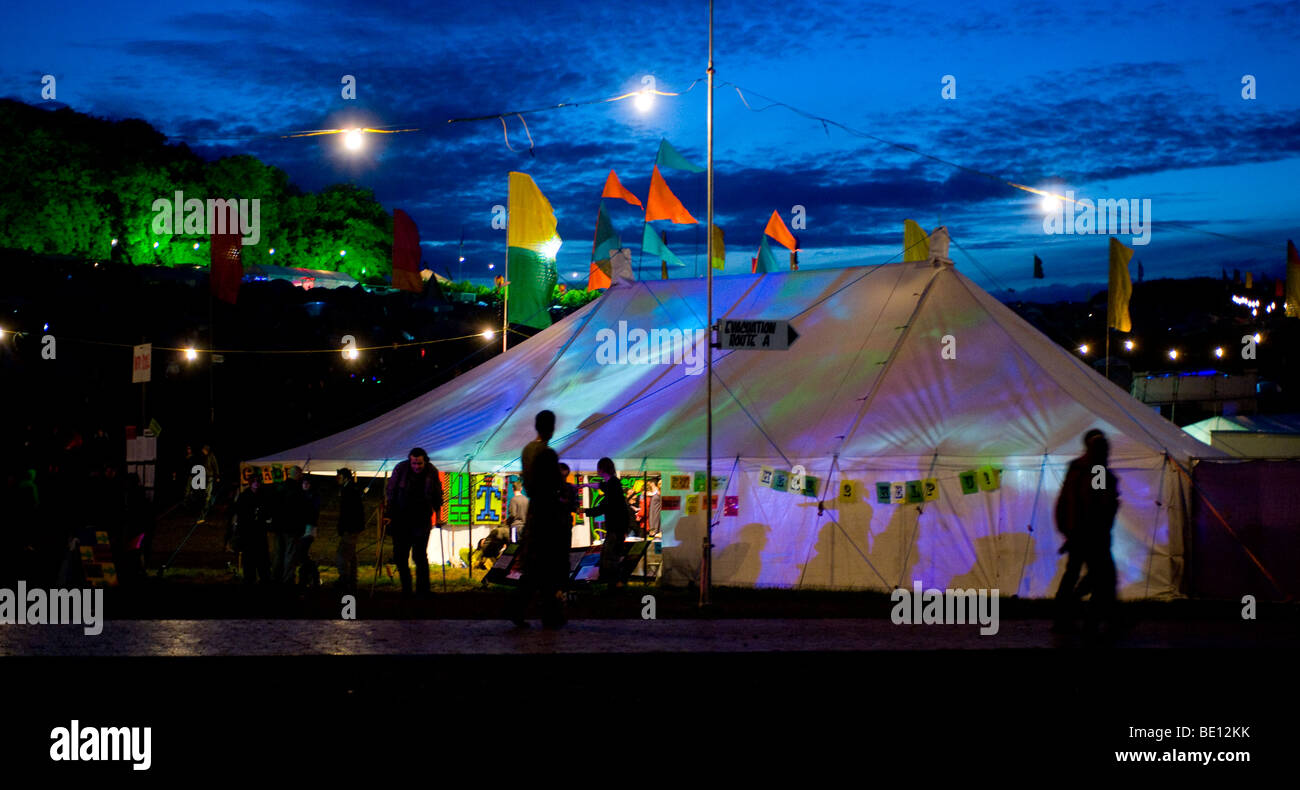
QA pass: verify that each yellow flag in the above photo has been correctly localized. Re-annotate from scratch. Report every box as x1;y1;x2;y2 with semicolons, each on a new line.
710;223;725;270
506;172;560;253
903;219;929;262
1108;237;1133;332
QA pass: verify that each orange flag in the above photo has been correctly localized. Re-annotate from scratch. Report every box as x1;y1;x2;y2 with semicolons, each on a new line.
645;166;697;224
601;170;643;209
764;210;798;251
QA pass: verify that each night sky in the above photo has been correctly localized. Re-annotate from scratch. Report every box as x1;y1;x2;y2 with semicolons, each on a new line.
4;0;1299;295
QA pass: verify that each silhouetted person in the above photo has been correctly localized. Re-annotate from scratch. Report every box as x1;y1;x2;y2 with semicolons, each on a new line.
385;448;443;597
335;468;364;593
506;479;528;543
584;457;629;588
198;444;220;522
232;478;271;584
506;410;568;628
1053;429;1120;635
282;469;321;586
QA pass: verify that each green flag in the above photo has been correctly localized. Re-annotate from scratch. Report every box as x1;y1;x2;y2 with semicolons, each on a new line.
656;138;705;173
592;201;621;263
507;172;561;330
641;224;684;268
754;235;780;273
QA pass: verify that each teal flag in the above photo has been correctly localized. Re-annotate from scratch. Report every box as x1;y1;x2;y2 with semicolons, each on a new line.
641;224;684;268
656;138;705;173
755;235;781;273
592;201;621;262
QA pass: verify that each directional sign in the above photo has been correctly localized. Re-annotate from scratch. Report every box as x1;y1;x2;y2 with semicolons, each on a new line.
717;319;799;350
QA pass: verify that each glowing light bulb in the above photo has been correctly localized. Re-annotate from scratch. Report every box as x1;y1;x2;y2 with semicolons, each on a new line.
184;348;198;361
634;90;654;113
482;329;495;340
1078;344;1089;355
1168;349;1179;360
1123;340;1135;351
1041;195;1062;214
1214;347;1224;358
344;128;364;151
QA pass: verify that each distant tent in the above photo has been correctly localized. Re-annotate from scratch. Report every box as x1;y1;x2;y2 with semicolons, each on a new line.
243;263;358;290
255;243;1219;598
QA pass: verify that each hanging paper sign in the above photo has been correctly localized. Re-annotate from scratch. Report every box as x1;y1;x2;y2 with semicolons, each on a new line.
710;495;719;509
801;475;819;497
473;474;504;525
712;475;727;490
959;470;979;494
271;464;285;483
976;465;1001;492
662;496;682;511
875;482;892;504
758;466;775;487
724;495;739;516
789;465;806;493
261;466;275;485
693;472;707;492
771;469;790;492
684;494;700;515
670;474;691;491
839;480;858;502
905;480;924;503
241;465;256;486
922;478;939;502
890;482;905;504
446;473;472;525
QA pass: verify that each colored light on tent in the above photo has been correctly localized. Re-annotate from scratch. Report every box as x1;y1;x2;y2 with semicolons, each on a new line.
1168;349;1179;360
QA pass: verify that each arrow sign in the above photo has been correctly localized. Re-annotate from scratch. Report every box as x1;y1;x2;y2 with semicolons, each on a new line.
717;319;799;350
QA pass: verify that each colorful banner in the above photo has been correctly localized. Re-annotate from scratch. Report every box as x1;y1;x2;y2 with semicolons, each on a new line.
959;471;979;495
922;478;939;502
670;474;691;491
473;474;504;525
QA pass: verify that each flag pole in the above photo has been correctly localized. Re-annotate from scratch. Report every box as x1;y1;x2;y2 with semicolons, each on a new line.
701;0;715;608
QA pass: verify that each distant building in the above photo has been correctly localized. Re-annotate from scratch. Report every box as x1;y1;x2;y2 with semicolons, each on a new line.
1131;369;1258;424
1183;414;1300;458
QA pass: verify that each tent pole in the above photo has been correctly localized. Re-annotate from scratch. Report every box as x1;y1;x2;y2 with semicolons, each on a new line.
701;0;715;608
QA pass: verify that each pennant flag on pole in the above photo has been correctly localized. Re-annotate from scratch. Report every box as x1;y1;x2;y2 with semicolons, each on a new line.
1033;254;1044;279
507;172;561;330
752;235;781;274
656;138;705;173
641;223;684;268
210;210;242;305
645;166;697;224
764;210;798;251
1286;240;1300;318
601;170;643;208
392;209;423;293
710;224;726;270
903;219;929;262
588;202;621;290
1107;237;1133;333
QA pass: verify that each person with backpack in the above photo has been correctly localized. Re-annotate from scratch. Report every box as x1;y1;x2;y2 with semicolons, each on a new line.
1052;429;1120;635
584;457;630;589
335;468;365;593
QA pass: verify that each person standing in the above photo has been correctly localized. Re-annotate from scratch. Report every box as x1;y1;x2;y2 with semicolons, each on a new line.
385;448;443;597
644;479;662;538
506;479;528;543
198;444;220;522
232;478;271;584
335;468;364;593
281;468;320;586
1053;429;1120;635
584;457;630;588
506;411;568;628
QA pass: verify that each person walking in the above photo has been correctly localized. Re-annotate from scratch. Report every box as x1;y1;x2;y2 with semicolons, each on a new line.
1053;429;1121;635
231;477;271;584
198;444;220;523
506;411;569;628
384;448;443;597
335;468;364;593
584;457;630;589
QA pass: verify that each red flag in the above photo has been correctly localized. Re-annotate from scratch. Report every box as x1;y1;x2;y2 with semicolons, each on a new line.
645;166;697;224
588;261;612;291
764;210;798;251
210;225;242;305
392;209;423;293
601;170;643;209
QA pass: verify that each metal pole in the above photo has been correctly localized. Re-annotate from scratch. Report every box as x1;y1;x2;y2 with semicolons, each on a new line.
701;0;715;607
